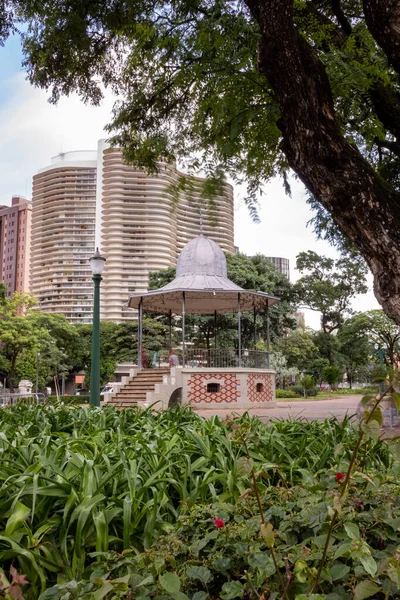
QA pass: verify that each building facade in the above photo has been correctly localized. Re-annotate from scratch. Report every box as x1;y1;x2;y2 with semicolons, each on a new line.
266;256;290;279
0;196;32;297
30;141;234;323
98;141;234;321
30;151;98;324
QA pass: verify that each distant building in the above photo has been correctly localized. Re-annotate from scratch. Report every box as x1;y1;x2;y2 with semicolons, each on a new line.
0;196;32;297
30;141;234;323
266;256;290;279
30;151;98;324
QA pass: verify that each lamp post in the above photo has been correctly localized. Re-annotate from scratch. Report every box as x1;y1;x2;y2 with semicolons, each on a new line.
374;342;387;394
89;248;106;408
35;352;40;394
61;347;66;396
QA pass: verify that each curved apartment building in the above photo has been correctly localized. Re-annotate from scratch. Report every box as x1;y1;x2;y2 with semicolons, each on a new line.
99;142;234;321
30;152;97;324
31;141;234;323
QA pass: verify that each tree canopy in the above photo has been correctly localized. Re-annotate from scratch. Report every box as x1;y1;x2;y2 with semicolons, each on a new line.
3;0;400;320
295;250;368;333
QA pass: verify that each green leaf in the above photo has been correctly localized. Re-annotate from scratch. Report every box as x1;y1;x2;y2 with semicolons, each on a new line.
186;566;212;584
387;562;400;586
361;420;380;440
93;582;114;600
159;572;181;594
5;502;30;536
344;522;360;540
361;395;374;407
329;562;350;582
390;392;400;410
260;522;274;547
354;580;380;600
192;593;208;600
220;581;244;599
236;456;253;477
360;555;377;577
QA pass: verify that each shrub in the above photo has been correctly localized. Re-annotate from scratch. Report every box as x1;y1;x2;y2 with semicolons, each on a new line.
287;384;318;397
275;388;298;398
45;394;90;405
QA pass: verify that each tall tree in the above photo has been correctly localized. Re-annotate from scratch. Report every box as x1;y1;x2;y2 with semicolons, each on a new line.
295;251;368;334
341;309;400;367
3;1;400;320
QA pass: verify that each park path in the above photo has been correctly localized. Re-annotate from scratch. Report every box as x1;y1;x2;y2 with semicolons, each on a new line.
194;395;362;422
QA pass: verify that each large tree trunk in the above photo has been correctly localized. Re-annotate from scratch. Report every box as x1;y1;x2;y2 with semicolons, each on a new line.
244;0;400;324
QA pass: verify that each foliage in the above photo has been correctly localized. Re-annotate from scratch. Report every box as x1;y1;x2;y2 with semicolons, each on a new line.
275;388;298;398
288;384;318;398
43;473;400;600
323;365;343;388
0;405;394;598
295;251;368;334
274;330;319;372
300;374;316;397
270;352;298;389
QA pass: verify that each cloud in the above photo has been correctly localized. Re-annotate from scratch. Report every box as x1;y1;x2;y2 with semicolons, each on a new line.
0;71;115;202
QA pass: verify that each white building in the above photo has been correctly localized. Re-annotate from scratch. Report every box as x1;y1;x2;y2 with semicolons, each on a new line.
30;141;234;323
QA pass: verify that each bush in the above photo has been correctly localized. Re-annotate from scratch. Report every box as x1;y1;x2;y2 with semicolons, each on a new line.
45;395;90;405
275;388;298;398
287;384;318;397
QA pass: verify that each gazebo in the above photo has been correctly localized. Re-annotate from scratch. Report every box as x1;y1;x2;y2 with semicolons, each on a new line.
127;236;279;409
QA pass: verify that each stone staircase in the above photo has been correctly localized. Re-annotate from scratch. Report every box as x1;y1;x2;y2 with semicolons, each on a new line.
105;368;170;409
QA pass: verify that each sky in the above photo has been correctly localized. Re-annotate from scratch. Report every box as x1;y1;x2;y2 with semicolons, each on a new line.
0;36;380;329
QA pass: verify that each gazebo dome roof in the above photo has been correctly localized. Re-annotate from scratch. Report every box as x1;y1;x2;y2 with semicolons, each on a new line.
127;234;280;314
176;236;227;278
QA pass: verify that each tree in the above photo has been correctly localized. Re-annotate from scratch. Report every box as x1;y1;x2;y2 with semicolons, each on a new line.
341;309;400;367
4;1;400;321
337;318;372;387
295;251;368;334
0;293;50;390
322;365;343;391
273;330;319;372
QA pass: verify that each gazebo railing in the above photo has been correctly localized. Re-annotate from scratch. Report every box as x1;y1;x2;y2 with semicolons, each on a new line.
175;348;270;369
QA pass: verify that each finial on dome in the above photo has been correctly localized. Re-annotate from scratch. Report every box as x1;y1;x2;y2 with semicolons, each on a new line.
199;209;204;236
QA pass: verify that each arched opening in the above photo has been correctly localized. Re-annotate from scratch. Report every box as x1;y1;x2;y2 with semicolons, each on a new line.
256;382;264;393
168;387;182;408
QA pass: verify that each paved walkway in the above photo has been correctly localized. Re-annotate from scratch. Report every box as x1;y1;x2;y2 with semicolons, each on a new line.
194;395;363;422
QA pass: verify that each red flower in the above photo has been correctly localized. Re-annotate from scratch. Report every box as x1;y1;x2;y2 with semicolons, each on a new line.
336;472;346;482
214;518;225;528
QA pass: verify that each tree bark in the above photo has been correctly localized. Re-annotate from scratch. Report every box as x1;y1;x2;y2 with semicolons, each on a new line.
363;0;400;75
244;0;400;324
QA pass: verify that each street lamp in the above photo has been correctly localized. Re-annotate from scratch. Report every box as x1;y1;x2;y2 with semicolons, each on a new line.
374;342;387;394
35;352;40;394
89;248;106;408
61;347;66;396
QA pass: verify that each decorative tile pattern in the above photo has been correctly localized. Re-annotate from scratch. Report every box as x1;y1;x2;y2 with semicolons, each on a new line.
188;373;240;403
247;374;273;402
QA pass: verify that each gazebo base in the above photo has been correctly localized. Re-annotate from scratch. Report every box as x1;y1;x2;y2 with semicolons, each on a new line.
144;367;276;410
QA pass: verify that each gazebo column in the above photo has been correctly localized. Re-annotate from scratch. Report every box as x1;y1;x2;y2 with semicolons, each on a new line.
266;301;270;368
253;306;257;368
168;310;172;351
182;292;186;367
214;310;217;350
238;293;242;367
138;297;143;369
